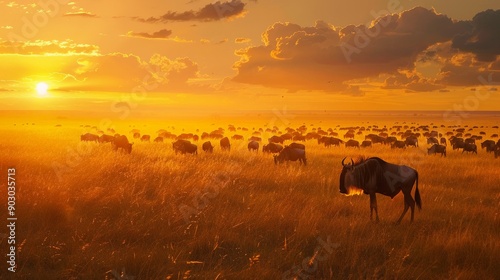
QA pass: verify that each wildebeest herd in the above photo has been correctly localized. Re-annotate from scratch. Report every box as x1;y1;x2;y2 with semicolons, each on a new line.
80;123;500;161
78;122;499;223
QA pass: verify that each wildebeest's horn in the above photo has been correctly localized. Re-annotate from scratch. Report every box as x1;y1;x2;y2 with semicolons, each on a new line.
342;157;347;167
350;158;354;166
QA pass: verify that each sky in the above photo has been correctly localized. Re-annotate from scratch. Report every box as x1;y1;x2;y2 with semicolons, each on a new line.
0;0;500;111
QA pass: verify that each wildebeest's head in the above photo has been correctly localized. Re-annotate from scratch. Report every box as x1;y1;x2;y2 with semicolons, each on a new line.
339;157;364;195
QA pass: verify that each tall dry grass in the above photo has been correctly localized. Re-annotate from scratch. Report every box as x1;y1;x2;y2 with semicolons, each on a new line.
0;117;499;280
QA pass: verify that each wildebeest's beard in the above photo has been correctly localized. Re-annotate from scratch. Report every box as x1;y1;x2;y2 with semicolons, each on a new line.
343;169;364;196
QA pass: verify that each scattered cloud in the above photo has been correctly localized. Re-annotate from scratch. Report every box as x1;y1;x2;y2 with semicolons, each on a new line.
63;12;98;18
137;0;246;23
125;29;173;40
0;40;99;55
235;37;251;43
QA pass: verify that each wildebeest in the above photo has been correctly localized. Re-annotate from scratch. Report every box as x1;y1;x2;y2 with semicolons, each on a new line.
339;157;421;223
232;134;244;140
81;133;99;142
248;141;259;152
464;138;475;145
293;135;306;142
140;135;151;142
269;135;284;144
391;140;406;149
262;143;283;153
113;135;133;153
462;143;477;154
248;136;261;142
173;140;197;155
133;132;140;139
361;140;372;148
287;142;305;150
427;137;439;145
99;134;114;143
154;137;163;143
274;146;307;165
427;144;446;157
324;137;343;147
202;141;214;153
220;137;231;151
481;140;496;153
344;132;355;139
384;136;397;145
405;136;418;147
345;139;360;148
440;137;447;146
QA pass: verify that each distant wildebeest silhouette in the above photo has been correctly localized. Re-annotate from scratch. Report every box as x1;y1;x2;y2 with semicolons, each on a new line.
202;141;214;153
220;137;231;151
248;141;259;152
262;143;283;153
113;135;133;154
81;133;99;142
428;144;446;157
274;146;307;165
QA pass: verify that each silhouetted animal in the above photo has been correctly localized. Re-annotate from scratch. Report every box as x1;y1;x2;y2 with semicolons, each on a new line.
462;143;477;154
274;146;306;165
81;133;99;142
248;141;259;152
263;143;283;153
154;137;163;143
99;134;114;143
287;142;305;150
345;139;360;148
427;144;446;157
339;157;421;223
202;141;214;153
140;135;151;142
269;135;284;144
361;140;372;148
220;137;231;151
113;135;133;154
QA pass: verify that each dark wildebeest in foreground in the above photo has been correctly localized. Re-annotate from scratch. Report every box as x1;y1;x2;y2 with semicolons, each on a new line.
202;141;214;153
428;144;446;157
81;133;99;142
99;134;114;143
113;135;133;154
154;137;163;143
274;146;307;165
248;141;259;152
263;143;283;153
361;140;372;148
287;142;305;150
462;143;477;154
141;135;151;142
339;157;421;223
220;137;231;151
173;140;197;155
345;139;360;148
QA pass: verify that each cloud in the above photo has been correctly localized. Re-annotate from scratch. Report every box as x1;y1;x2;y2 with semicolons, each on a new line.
452;9;500;62
63;12;98;18
233;7;464;92
0;40;99;55
138;0;246;23
235;37;251;43
125;29;173;40
233;7;500;92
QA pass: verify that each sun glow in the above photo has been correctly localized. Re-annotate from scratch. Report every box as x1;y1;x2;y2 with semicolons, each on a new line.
36;82;49;97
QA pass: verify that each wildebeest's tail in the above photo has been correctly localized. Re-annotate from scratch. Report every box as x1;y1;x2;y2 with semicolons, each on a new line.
415;171;422;210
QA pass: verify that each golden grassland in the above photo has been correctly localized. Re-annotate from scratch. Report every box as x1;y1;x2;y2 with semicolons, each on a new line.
1;114;499;280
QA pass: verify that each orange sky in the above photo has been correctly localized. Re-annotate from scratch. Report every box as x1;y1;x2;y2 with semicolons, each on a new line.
0;0;499;111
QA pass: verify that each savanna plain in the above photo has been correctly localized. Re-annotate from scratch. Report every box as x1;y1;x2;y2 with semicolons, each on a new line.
1;111;499;280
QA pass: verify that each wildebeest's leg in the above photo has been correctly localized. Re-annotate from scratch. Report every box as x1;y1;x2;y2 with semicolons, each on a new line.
370;193;379;222
397;190;415;224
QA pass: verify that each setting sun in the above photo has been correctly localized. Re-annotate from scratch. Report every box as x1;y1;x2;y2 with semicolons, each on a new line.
35;82;49;97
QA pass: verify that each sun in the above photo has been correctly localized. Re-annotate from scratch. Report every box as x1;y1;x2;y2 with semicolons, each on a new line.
36;82;49;97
